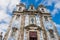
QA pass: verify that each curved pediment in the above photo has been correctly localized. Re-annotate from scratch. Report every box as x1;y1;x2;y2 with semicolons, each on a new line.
25;24;39;27
24;24;42;30
28;4;36;11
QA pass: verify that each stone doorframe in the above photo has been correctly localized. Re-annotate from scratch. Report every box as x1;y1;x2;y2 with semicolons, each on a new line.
24;24;41;40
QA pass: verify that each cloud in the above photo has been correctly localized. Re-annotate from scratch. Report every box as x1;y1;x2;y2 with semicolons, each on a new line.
0;0;20;22
51;9;58;16
0;23;9;37
8;0;20;12
42;0;60;6
42;0;60;16
51;2;60;16
0;0;20;10
0;0;20;37
0;0;10;10
0;10;11;22
54;22;60;28
55;2;60;9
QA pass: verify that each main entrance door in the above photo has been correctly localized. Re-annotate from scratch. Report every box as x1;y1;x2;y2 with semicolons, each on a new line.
29;31;37;40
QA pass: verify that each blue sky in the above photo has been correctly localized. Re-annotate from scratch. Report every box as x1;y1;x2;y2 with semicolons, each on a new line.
0;0;60;36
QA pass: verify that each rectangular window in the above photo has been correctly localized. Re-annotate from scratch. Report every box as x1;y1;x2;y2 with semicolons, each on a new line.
44;16;48;21
16;15;20;20
50;32;54;38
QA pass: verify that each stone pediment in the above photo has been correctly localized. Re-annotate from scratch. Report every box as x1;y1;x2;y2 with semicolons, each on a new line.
28;4;36;11
24;24;42;30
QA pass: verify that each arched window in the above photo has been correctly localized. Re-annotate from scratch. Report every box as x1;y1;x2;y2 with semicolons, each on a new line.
8;27;18;40
19;7;22;11
44;16;48;21
30;17;35;24
11;27;18;37
49;30;54;38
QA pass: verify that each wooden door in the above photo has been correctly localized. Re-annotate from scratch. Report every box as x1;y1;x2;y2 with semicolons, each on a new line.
29;31;37;40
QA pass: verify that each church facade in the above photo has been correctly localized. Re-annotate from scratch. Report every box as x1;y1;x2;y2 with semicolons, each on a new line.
4;3;59;40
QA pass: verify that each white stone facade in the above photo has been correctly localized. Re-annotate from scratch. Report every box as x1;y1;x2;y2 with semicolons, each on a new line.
4;3;59;40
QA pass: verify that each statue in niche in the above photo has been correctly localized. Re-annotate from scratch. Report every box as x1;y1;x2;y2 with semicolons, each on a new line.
31;18;34;24
11;27;18;37
44;16;48;21
8;27;18;40
49;30;54;38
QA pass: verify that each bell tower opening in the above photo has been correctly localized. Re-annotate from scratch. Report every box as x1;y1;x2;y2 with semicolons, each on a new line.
29;31;37;40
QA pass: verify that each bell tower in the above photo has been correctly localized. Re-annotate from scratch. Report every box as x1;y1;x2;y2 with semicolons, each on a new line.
4;3;59;40
4;3;25;40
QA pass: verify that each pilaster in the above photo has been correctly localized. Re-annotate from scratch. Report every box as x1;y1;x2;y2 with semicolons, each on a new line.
4;15;17;40
19;14;25;40
40;13;47;40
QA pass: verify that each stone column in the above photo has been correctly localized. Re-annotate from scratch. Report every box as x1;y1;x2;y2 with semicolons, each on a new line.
4;15;17;40
27;30;29;40
40;13;47;40
17;15;21;40
37;30;40;40
20;14;25;40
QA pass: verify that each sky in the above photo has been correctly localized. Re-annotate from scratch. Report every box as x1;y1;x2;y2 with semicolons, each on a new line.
0;0;60;37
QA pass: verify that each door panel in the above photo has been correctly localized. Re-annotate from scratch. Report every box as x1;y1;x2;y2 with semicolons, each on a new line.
29;31;37;40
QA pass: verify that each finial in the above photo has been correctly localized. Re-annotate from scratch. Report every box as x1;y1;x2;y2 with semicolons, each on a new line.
38;4;46;8
16;2;25;7
30;4;34;10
